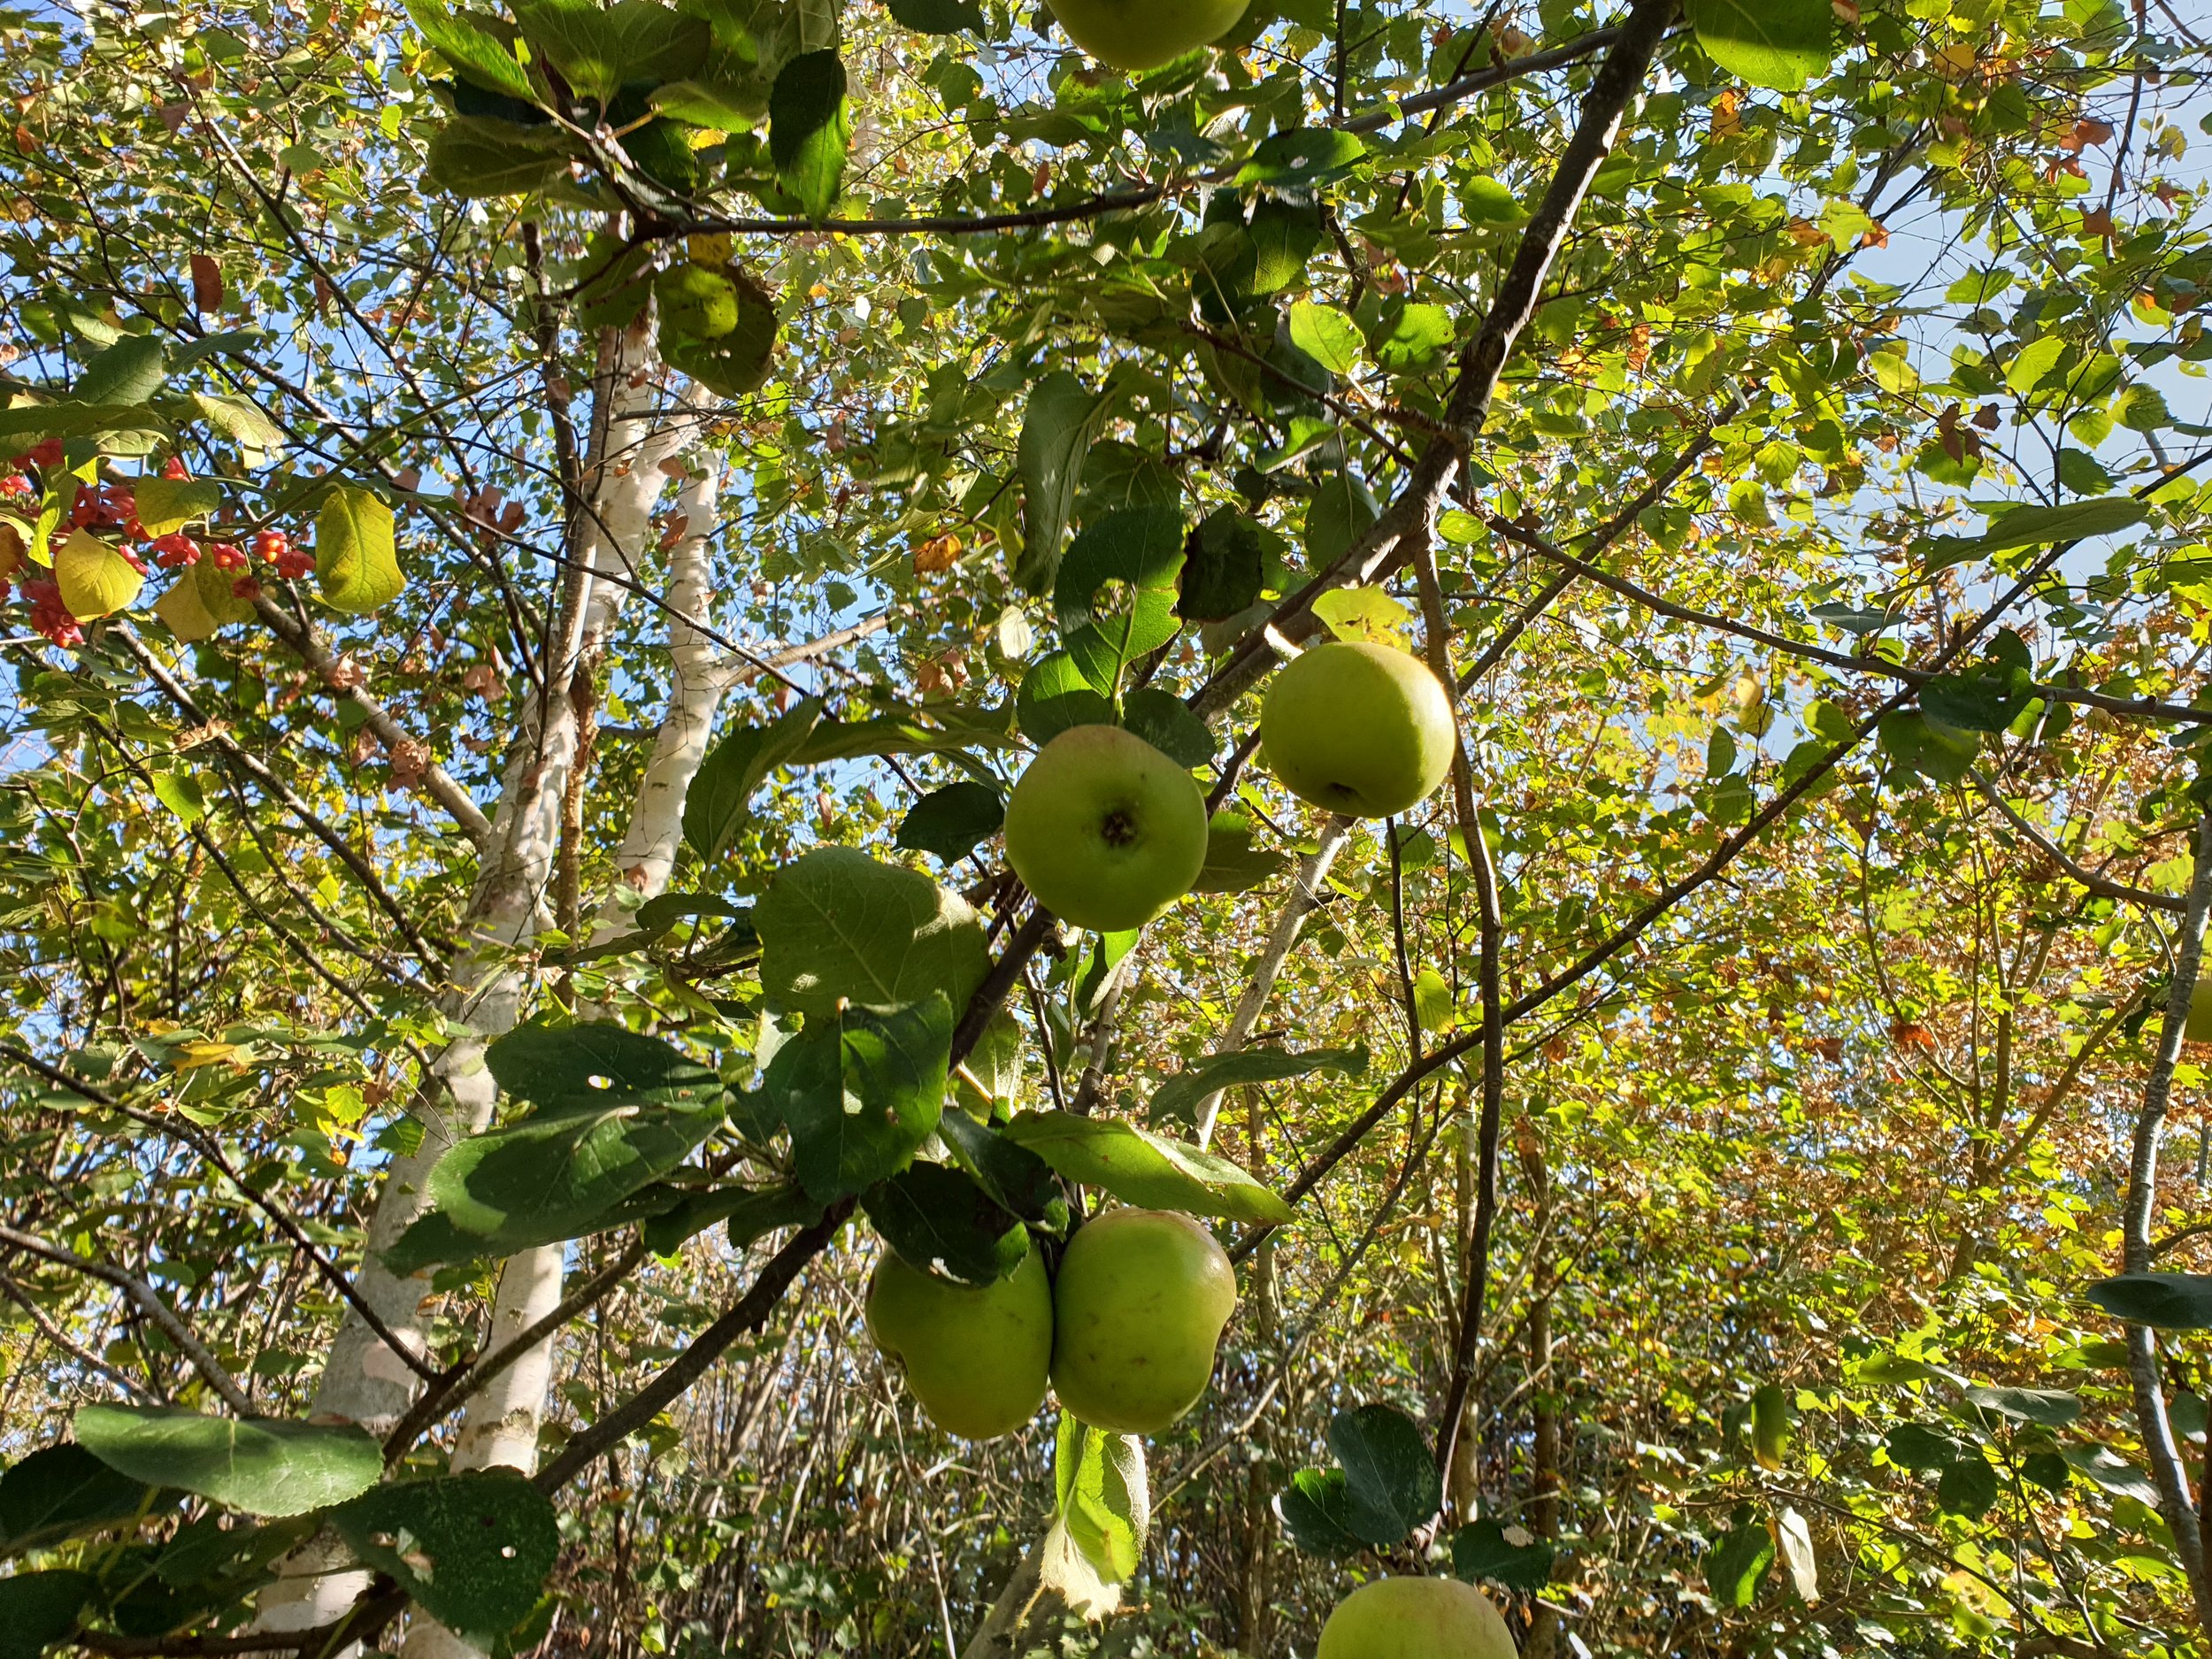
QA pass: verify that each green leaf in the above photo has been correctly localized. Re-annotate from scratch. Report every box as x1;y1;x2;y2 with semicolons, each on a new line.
75;335;167;405
0;402;169;447
895;781;1003;863
512;0;710;99
0;1571;94;1659
1685;0;1832;91
487;1022;722;1111
1055;506;1187;696
1287;301;1363;375
1370;302;1453;372
1177;505;1263;623
426;1025;726;1252
936;1108;1071;1233
2006;335;2068;395
190;394;285;460
639;1181;818;1255
756;847;989;1018
885;0;982;31
1960;1384;2081;1428
1275;1468;1362;1556
1411;968;1455;1033
1452;1519;1555;1591
2063;1444;2161;1504
768;50;851;218
1750;1382;1790;1471
1882;1422;1961;1471
1937;1455;1998;1517
762;994;953;1204
1119;687;1213;770
1706;1516;1774;1608
2086;1272;2212;1329
315;487;405;614
331;1472;559;1639
149;768;207;827
682;697;826;864
1057;1422;1148;1586
405;0;539;100
1192;811;1287;897
1924;495;2147;572
1148;1045;1366;1131
1017;651;1114;746
0;1444;158;1555
1236;127;1365;188
424;116;573;196
1330;1403;1439;1546
1920;670;2037;733
1016;371;1115;595
997;1110;1292;1223
73;1408;380;1518
1878;710;1978;785
861;1160;1028;1286
132;478;221;537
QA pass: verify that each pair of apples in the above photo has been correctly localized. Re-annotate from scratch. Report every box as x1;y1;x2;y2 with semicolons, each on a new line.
867;1208;1236;1440
1004;641;1456;932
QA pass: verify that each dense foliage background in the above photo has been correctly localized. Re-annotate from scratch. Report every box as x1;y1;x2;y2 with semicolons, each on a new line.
5;0;2212;1654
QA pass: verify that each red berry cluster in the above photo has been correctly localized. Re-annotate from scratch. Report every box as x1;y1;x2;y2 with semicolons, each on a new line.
2;449;312;646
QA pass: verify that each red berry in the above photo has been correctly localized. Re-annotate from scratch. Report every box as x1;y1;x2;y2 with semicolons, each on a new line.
161;457;190;480
0;474;31;499
210;541;248;572
274;549;312;580
27;438;61;468
150;532;201;568
229;576;260;601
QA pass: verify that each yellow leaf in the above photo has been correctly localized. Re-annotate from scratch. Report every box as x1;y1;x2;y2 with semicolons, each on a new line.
171;1040;242;1071
154;572;220;641
1311;585;1415;647
315;486;405;615
55;528;142;618
134;476;222;536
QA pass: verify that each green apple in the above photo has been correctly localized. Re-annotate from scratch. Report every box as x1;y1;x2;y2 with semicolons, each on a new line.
866;1244;1053;1440
1002;725;1210;933
1259;641;1455;818
1317;1577;1517;1659
1044;0;1250;71
1050;1208;1236;1434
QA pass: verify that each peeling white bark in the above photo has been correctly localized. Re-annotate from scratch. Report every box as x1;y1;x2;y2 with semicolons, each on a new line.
255;319;689;1639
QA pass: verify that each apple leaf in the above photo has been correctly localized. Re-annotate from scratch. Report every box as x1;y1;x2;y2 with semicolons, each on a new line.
1192;811;1287;896
0;1571;94;1659
423;116;573;197
332;1471;559;1639
1053;507;1187;697
757;848;989;1018
1452;1519;1555;1591
1015;371;1115;595
761;993;952;1203
996;1111;1292;1223
404;0;539;100
769;50;851;218
1881;1422;1960;1471
1017;651;1114;746
1922;495;2147;573
1330;1403;1439;1546
1056;1418;1148;1586
1118;687;1212;769
1706;1510;1774;1608
1750;1382;1790;1471
636;1180;819;1256
936;1108;1071;1234
682;696;826;864
895;780;1004;863
861;1160;1028;1285
1274;1468;1362;1557
1147;1044;1366;1131
73;1408;380;1518
1177;505;1264;623
1960;1384;2080;1428
885;0;983;32
512;0;709;100
425;1024;727;1252
0;1444;161;1555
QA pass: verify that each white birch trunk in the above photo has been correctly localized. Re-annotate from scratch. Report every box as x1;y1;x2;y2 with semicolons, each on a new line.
400;461;728;1659
256;318;687;1635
